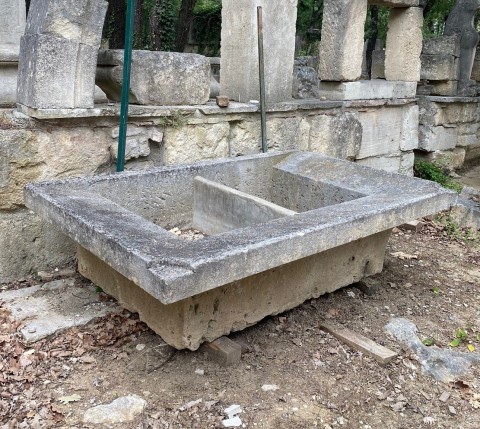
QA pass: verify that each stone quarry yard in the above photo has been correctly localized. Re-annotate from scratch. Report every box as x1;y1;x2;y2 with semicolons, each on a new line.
1;217;480;429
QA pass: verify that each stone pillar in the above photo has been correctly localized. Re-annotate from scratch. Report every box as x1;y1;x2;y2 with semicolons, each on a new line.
220;0;298;104
318;0;368;81
17;0;108;109
0;0;26;107
385;7;423;82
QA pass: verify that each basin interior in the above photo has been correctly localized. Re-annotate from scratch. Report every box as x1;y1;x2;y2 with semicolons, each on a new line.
67;152;366;235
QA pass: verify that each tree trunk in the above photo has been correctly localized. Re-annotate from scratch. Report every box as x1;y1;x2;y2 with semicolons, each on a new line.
175;0;197;52
366;6;378;78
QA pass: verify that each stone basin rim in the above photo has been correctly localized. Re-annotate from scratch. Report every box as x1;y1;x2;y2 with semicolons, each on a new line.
24;151;458;305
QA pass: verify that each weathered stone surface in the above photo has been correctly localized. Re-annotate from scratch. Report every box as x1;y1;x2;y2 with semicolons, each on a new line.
421;54;459;81
416;148;466;170
318;80;417;100
17;0;107;109
18;35;99;109
418;125;457;151
0;63;20;107
221;0;297;103
0;0;26;57
193;177;295;235
78;232;391;350
319;0;368;81
443;102;478;123
25;152;457;305
293;65;321;99
430;81;458;96
164;123;229;164
385;7;423;82
457;134;477;147
471;46;480;81
110;125;164;161
229;117;310;157
84;396;147;424
422;36;460;57
357;105;418;159
400;151;415;175
0;279;119;341
371;50;385;79
0;209;75;284
25;0;107;47
97;50;210;106
309;113;362;160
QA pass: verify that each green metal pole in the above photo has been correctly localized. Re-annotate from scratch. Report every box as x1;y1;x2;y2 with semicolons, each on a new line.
117;0;137;172
257;6;267;153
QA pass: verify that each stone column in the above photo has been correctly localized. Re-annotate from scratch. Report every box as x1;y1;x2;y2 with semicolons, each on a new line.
0;0;26;107
318;0;368;81
17;0;108;110
220;0;298;104
385;7;423;82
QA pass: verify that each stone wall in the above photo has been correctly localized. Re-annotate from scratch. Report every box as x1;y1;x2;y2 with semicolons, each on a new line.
417;96;480;169
0;99;418;282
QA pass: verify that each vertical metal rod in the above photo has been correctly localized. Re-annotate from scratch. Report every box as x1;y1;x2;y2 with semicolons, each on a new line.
116;0;137;172
257;6;268;153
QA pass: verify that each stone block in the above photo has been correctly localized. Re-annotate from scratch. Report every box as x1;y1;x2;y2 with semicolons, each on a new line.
416;148;466;170
400;105;419;151
385;7;423;82
164;123;230;164
422;35;460;57
0;0;26;57
418;125;457;151
77;231;391;350
17;34;98;109
293;66;321;99
0;209;75;284
318;80;417;100
201;337;242;367
25;0;108;47
221;0;297;103
457;134;477;147
110;126;158;161
472;47;480;81
430;81;458;96
318;0;368;81
96;50;210;106
418;98;443;126
400;151;415;175
356;155;401;173
457;122;479;136
371;50;385;79
357;106;417;159
17;0;107;109
309;113;362;160
0;63;19;107
421;54;459;81
443;102;478;124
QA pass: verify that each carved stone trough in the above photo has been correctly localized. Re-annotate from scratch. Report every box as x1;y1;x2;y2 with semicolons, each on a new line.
25;152;456;349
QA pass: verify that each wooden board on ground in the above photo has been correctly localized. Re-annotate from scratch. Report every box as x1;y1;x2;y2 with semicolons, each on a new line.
319;322;397;365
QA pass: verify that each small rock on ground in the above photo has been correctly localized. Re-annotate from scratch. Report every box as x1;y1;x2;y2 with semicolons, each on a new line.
83;395;146;424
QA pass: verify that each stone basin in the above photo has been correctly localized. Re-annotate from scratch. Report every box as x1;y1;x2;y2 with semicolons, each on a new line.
25;152;457;349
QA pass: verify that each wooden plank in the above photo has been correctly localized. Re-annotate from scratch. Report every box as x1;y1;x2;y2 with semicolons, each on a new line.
201;336;242;366
319;323;397;365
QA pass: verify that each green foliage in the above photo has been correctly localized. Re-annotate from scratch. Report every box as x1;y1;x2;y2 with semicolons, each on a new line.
191;0;222;55
422;337;435;347
435;213;480;244
423;0;456;38
414;160;463;193
296;0;324;55
365;6;390;41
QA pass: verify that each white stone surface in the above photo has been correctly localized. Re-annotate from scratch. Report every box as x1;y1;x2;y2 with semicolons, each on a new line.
0;279;120;342
83;395;147;424
0;0;26;57
318;80;417;101
220;0;298;103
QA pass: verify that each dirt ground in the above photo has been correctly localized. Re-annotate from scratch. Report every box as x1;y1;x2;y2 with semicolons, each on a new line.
1;216;480;429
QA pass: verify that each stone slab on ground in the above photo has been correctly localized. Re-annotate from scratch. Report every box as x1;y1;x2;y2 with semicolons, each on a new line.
318;80;417;100
0;279;120;342
83;395;147;424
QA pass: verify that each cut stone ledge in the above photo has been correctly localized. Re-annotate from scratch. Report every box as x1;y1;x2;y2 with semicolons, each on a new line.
24;152;457;350
318;80;417;101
